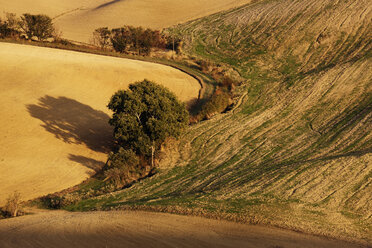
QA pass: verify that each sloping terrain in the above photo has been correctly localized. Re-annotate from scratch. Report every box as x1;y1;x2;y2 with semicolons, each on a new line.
0;42;199;206
71;0;372;243
0;210;364;248
0;0;252;42
0;0;90;17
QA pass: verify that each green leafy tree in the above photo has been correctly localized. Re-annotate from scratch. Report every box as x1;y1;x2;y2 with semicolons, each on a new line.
104;148;140;187
111;27;131;53
19;13;54;41
108;148;139;168
108;80;189;167
110;26;167;55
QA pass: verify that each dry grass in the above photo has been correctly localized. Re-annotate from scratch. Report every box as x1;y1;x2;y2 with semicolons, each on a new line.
66;0;372;243
0;0;371;245
0;0;252;42
0;42;200;206
0;210;365;248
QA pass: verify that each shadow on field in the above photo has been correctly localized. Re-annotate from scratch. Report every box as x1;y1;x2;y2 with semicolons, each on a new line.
68;154;106;175
93;0;122;10
26;96;113;153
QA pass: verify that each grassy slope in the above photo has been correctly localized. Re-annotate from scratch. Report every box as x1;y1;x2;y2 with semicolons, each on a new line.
66;0;372;243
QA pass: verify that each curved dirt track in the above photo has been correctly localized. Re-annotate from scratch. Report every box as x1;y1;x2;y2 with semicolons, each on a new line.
0;210;365;248
0;42;199;205
0;0;252;43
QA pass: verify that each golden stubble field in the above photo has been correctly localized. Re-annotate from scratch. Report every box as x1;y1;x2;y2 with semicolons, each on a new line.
0;42;200;205
0;210;364;248
0;0;252;42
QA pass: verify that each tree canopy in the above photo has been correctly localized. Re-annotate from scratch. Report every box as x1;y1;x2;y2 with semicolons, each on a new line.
0;13;20;38
19;13;54;41
93;27;111;49
108;80;189;166
110;26;166;55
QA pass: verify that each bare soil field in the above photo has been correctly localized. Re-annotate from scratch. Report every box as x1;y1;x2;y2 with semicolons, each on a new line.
0;210;365;248
0;0;252;42
0;42;199;205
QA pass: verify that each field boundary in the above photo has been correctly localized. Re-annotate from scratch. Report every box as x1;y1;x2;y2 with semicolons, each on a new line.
0;39;211;104
68;204;370;247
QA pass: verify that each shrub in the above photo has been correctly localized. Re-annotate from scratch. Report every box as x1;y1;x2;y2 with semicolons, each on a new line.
219;76;237;91
0;19;10;38
5;13;18;30
19;13;54;41
92;27;111;49
4;191;22;217
0;209;5;219
199;89;232;120
165;36;183;54
106;148;139;169
41;194;80;209
0;13;20;39
104;148;145;188
111;27;131;53
198;60;212;73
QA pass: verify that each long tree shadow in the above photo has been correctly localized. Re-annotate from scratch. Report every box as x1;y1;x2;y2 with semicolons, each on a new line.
26;96;113;153
68;154;106;175
93;0;122;10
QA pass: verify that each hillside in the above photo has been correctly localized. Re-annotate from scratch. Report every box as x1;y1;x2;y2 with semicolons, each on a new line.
0;0;251;43
68;0;372;243
0;210;363;248
0;42;199;206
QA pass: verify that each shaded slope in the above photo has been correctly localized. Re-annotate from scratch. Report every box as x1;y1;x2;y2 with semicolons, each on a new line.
71;0;372;243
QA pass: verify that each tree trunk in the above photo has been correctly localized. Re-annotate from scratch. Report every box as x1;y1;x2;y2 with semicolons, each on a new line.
151;141;155;168
135;113;141;123
13;207;18;217
172;35;175;59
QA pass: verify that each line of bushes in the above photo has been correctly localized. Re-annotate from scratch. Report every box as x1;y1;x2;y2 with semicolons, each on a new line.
92;26;182;56
0;13;56;41
1;12;237;122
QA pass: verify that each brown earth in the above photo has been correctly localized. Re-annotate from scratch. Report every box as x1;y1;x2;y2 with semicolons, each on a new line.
0;42;199;205
0;0;252;43
0;210;366;248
